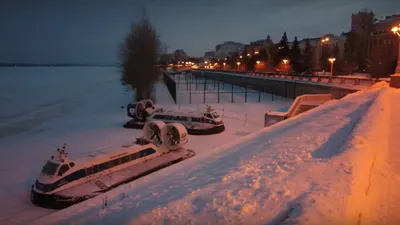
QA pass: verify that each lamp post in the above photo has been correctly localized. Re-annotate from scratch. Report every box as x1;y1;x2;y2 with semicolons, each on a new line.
223;62;226;70
320;37;329;72
282;59;288;75
237;62;241;71
328;58;336;80
391;24;400;88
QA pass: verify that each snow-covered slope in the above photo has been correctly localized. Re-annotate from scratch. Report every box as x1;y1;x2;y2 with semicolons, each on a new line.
31;82;394;224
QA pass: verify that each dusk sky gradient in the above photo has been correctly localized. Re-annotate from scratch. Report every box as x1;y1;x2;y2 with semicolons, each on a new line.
0;0;398;63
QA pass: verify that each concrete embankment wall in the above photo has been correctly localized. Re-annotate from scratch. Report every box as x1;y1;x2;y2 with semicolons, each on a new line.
191;70;359;99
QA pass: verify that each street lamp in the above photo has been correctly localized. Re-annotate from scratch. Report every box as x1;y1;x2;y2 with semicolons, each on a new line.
282;59;288;75
328;58;336;76
320;37;329;72
223;62;226;70
390;24;400;88
237;62;241;71
247;53;251;57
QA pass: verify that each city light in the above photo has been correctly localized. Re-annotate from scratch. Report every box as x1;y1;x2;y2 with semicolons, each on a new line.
282;59;288;74
321;37;329;43
256;61;260;64
328;58;336;77
240;56;242;58
254;51;259;54
247;53;250;56
236;62;241;65
392;25;400;37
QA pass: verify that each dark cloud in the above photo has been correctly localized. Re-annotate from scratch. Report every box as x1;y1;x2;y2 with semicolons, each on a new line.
0;0;398;63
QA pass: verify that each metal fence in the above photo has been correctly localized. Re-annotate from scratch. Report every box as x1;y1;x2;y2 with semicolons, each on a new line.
170;73;278;104
163;72;177;103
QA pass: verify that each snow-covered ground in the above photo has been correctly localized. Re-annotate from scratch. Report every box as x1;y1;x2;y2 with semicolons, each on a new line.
0;67;292;225
29;75;400;224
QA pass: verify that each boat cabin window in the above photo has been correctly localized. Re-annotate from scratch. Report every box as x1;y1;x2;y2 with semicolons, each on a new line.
41;161;59;176
69;162;75;168
205;113;213;119
58;164;70;176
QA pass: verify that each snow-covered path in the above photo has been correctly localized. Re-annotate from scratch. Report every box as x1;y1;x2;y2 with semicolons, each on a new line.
353;88;400;225
32;84;383;225
383;90;400;224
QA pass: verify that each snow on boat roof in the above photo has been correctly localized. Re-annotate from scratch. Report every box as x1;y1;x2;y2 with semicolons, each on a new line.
68;141;143;163
153;109;211;116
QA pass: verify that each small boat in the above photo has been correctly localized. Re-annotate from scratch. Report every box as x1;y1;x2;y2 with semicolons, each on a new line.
124;99;225;135
31;121;195;209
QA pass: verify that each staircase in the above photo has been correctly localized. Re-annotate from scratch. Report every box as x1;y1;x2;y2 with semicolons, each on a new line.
264;94;333;127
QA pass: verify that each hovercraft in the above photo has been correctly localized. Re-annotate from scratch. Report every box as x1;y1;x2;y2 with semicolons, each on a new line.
123;99;225;135
31;121;195;209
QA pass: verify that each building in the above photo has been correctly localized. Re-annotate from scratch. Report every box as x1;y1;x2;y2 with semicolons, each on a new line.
173;49;188;62
213;41;245;59
351;10;375;37
368;14;400;63
245;35;274;54
350;10;375;70
215;44;222;52
204;51;215;60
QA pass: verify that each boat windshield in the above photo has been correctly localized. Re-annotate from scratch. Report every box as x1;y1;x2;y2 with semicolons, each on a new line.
212;112;219;118
41;161;59;176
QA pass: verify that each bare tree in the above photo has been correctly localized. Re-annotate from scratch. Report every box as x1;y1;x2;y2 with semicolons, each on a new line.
118;12;164;101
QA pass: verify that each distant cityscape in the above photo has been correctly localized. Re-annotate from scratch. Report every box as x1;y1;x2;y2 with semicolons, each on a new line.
166;9;399;78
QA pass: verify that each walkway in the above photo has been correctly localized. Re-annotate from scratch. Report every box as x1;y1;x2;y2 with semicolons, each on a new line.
196;69;378;91
377;88;400;224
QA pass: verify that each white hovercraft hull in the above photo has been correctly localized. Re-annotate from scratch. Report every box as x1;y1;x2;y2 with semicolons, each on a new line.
31;148;195;209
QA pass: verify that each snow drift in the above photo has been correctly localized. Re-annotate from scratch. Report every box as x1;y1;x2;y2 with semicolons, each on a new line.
30;82;399;225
